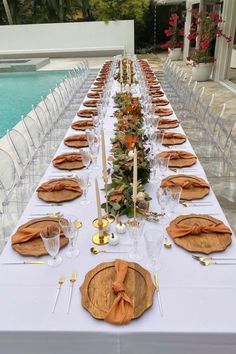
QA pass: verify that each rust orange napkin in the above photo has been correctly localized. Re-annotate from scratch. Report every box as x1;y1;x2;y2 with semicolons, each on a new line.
64;134;87;143
167;222;231;239
37;181;82;193
161;177;209;190
52;154;82;165
159;151;196;161
71;120;93;129
105;259;134;325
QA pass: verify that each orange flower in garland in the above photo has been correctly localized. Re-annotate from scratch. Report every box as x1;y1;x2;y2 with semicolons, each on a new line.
121;135;138;150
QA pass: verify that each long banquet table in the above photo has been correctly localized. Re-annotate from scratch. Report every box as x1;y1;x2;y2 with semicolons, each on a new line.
0;60;236;354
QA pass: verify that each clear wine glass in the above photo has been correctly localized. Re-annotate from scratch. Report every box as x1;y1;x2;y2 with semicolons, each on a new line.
156;156;170;181
78;171;90;205
167;186;182;217
156;187;170;218
89;140;100;170
126;218;144;261
59;215;80;258
144;227;164;271
80;149;91;170
40;225;62;266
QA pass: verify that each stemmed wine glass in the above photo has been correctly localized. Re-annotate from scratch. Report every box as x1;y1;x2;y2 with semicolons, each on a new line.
144;226;164;271
156;187;170;222
80;149;91;171
78;171;90;205
89;140;100;170
40;225;62;266
59;215;80;258
166;186;182;218
126;218;144;261
156;156;170;181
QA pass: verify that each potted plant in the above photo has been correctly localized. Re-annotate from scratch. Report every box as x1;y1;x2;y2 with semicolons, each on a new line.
187;9;232;81
161;13;184;61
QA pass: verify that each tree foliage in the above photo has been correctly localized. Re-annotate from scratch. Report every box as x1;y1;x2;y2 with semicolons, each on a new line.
89;0;149;23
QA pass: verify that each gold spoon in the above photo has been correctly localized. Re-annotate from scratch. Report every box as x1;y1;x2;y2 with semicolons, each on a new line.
90;247;128;255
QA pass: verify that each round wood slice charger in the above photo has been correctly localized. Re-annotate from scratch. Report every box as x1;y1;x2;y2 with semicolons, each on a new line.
11;217;69;257
37;178;82;202
64;134;89;148
77;109;97;118
71;119;94;131
167;214;232;254
161;132;186;145
161;174;210;200
87;92;100;99
83;99;101;107
80;261;155;322
157;150;197;168
155;108;173;116
158;118;179;129
52;152;84;170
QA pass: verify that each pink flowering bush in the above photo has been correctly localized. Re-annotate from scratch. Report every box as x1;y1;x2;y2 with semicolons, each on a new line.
187;9;232;65
161;13;184;50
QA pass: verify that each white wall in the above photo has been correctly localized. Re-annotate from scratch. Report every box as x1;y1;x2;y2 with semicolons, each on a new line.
0;20;134;57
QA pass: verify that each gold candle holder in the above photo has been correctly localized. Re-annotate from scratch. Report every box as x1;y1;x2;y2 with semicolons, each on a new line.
92;220;110;245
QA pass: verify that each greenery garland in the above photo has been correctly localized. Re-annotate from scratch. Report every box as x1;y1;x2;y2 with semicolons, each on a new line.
102;88;151;218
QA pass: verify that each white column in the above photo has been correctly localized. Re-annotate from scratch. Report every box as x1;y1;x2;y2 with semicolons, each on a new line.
213;0;236;81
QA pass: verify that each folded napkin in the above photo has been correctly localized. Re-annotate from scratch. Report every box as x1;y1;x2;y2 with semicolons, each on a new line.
12;224;63;245
52;154;82;165
37;181;82;193
159;118;178;125
156;108;173;114
105;259;134;325
162;132;185;140
87;92;100;98
161;177;209;190
167;222;231;239
159;151;196;160
77;109;97;117
71;120;93;129
64;135;87;142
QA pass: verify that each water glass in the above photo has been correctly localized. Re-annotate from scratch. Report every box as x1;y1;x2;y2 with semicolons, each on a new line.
144;227;164;271
167;186;182;216
40;225;62;266
126;218;144;261
80;149;91;170
59;215;79;258
156;187;170;215
89;141;100;170
78;171;90;205
156;156;170;180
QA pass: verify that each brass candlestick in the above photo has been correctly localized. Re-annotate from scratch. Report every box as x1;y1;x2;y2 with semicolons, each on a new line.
92;219;110;245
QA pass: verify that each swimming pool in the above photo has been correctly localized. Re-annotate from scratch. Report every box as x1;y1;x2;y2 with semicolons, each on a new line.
0;70;68;137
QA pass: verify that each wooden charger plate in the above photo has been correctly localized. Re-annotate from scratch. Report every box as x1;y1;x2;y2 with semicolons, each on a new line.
157;150;197;168
155;108;173;116
64;134;89;148
152;98;169;106
71;120;94;131
77;109;97;118
83;100;101;107
158;119;179;129
87;92;100;99
161;174;210;200
52;152;84;170
37;178;82;202
12;217;69;257
80;261;155;321
161;132;186;145
167;214;232;254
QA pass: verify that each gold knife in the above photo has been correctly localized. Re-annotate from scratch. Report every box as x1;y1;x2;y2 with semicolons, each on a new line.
67;272;77;314
1;261;46;265
154;272;164;317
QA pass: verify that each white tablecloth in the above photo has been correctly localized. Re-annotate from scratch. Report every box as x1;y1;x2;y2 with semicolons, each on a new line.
0;68;236;354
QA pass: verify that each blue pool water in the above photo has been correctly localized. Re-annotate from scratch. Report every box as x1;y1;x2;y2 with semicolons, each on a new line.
0;70;67;137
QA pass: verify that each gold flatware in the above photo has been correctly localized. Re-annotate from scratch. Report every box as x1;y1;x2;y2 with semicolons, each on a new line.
28;212;63;218
67;272;77;314
180;201;213;208
1;261;46;265
193;255;236;262
163;237;172;249
154;272;163;317
52;275;65;313
35;203;69;207
90;247;128;255
200;260;236;266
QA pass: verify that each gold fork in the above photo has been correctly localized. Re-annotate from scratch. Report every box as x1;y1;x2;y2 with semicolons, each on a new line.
52;275;65;313
67;272;77;314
